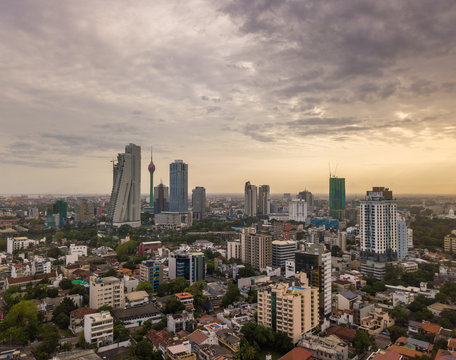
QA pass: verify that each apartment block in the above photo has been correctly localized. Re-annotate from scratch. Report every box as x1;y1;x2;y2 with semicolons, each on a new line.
89;276;125;309
139;260;163;292
444;230;456;253
240;227;272;271
227;240;241;260
272;240;297;268
84;311;114;347
257;273;319;344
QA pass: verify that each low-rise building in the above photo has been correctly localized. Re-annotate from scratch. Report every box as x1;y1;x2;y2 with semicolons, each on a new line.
69;307;97;334
84;311;114;347
113;303;162;328
216;329;240;353
299;334;348;360
359;307;394;335
125;291;150;308
166;342;196;360
175;293;194;309
167;311;195;334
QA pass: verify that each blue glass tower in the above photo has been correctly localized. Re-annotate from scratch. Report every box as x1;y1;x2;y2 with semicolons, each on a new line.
169;160;188;212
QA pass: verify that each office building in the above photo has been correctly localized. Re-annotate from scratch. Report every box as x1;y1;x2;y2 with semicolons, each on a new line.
258;185;270;215
139;260;163;292
240;227;272;270
257;273;319;343
397;220;408;259
108;143;141;227
84;311;113;347
227;240;241;260
298;190;313;212
89;276;125;309
444;230;456;253
244;181;257;217
78;200;94;223
148;148;156;209
295;243;332;318
272;240;297;268
170;160;188;212
329;177;345;219
288;199;308;222
154;183;169;214
192;187;206;220
168;253;205;284
360;187;397;261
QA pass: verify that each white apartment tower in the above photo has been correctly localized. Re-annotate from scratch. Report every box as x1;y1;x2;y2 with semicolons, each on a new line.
108;143;141;227
288;199;308;222
360;187;397;261
84;312;114;347
227;240;241;260
244;181;257;217
89;276;125;310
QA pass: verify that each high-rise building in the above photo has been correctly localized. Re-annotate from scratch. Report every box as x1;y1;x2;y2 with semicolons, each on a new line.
192;186;206;220
139;260;163;292
272;240;297;268
360;187;397;261
397;220;408;259
108;143;141;227
295;243;332;318
288;199;308;222
89;276;125;309
169;160;188;212
168;252;205;284
244;181;258;217
258;185;270;215
407;228;414;249
148;148;156;209
78;200;94;223
227;240;241;260
329;177;345;219
240;227;272;270
257;273;319;343
154;183;169;214
298;190;313;212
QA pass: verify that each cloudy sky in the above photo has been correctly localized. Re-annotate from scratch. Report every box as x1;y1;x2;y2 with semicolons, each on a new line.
1;0;456;195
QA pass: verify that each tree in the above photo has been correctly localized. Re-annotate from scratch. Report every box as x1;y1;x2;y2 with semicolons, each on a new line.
55;313;70;329
222;284;241;306
114;323;130;342
388;326;407;342
331;245;343;257
185;281;207;306
0;300;39;344
47;247;63;259
53;297;77;324
98;305;114;314
352;330;370;355
134;339;162;360
47;287;59;298
59;278;73;290
165;297;185;314
35;324;60;355
116;240;138;256
136;282;154;294
238;264;256;278
390;306;409;326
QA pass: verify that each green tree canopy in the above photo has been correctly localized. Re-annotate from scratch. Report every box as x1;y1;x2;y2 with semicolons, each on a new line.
164;297;185;314
222;283;241;306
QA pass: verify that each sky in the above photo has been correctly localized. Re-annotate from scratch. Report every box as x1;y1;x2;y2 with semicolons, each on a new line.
1;0;456;195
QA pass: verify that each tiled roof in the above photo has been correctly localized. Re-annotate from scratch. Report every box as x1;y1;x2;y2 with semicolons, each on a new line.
8;272;56;284
279;347;312;360
326;326;356;342
420;322;441;335
70;307;97;318
188;330;209;345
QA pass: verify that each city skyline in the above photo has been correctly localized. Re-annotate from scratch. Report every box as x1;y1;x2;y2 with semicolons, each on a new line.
1;1;456;194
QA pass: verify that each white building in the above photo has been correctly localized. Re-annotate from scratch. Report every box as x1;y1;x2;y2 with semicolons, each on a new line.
70;244;88;257
7;237;35;254
84;311;113;347
285;260;295;278
108;143;141;228
360;187;397;261
89;276;125;309
288;199;308;222
227;240;241;260
31;258;52;275
397;220;408;259
408;228;414;249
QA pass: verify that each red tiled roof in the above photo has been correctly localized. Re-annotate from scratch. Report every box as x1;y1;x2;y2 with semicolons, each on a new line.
70;307;96;318
188;330;209;346
420;322;441;335
326;326;356;342
8;272;57;284
388;345;423;359
279;348;312;360
334;279;351;285
371;350;402;360
435;349;456;360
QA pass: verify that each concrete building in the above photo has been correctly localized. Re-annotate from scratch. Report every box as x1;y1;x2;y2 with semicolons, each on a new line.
155;212;192;228
125;291;150;308
78;200;94;223
148;147;156;210
84;311;114;347
360;260;387;280
257;273;319;343
170;160;188;212
299;334;348;360
360;187;397;261
359;307;394;335
89;276;125;309
70;244;88;257
298;190;314;212
168;252;205;284
244;181;257;217
7;236;35;254
397;220;409;259
272;240;297;268
295;243;332;318
154;183;169;214
108;143;141;227
444;230;456;253
167;311;194;333
288;199;307;222
137;241;162;256
329;176;346;219
227;240;241;260
113;304;161;328
240;227;272;271
139;260;163;292
408;228;414;249
192;187;207;220
258;185;270;216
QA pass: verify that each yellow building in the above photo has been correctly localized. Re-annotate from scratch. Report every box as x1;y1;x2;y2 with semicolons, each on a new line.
89;276;125;309
444;230;456;253
257;273;319;344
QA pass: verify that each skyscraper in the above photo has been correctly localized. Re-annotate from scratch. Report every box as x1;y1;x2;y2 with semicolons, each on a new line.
288;199;308;222
108;143;141;227
78;199;94;223
397;220;408;259
148;147;155;209
192;186;206;220
295;243;332;319
240;227;272;270
298;190;313;211
329;176;345;219
169;160;188;212
360;187;397;261
154;182;169;214
258;185;270;215
244;181;257;217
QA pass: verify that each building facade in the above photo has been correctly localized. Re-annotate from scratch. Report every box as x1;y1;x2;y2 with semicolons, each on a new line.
258;185;270;215
295;243;332;318
272;240;297;268
397;220;408;259
168;253;205;284
227;240;241;260
84;312;114;347
329;177;345;219
169;160;188;212
244;181;257;217
192;187;206;220
78;200;94;223
360;187;397;261
89;276;125;309
444;230;456;253
240;227;272;271
108;143;141;227
288;199;308;222
257;274;319;344
139;260;163;292
154;183;169;214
